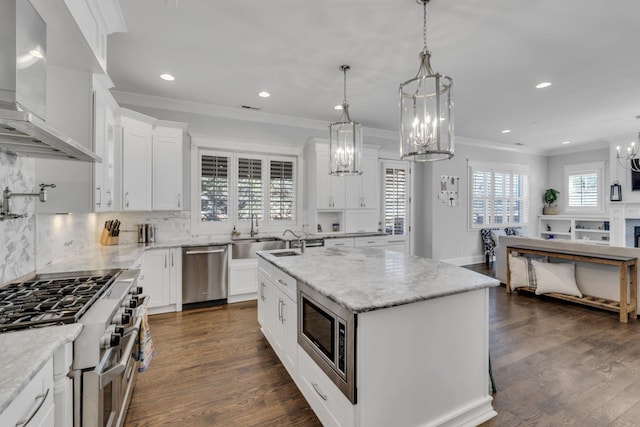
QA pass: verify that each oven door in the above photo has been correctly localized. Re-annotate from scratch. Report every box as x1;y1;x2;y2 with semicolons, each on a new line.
82;317;142;427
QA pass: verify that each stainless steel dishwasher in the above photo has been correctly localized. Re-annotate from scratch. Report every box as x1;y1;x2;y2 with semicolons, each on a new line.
182;245;229;308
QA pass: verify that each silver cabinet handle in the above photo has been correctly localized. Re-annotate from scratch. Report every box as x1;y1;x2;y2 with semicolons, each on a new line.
185;249;225;255
260;282;265;301
164;254;167;268
177;193;181;208
334;243;345;246
106;190;112;207
96;185;102;207
15;387;49;427
124;191;129;208
278;299;283;321
311;382;328;401
281;300;286;323
277;279;288;287
171;252;174;267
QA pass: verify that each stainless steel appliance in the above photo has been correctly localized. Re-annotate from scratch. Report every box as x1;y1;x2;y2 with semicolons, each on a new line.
136;223;155;244
298;281;357;403
0;268;147;427
182;245;229;307
0;0;100;161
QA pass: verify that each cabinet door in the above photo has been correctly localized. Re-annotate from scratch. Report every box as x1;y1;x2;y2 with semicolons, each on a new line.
122;126;152;211
279;291;297;377
93;88;117;212
257;274;274;341
230;259;258;297
316;150;345;209
142;249;172;308
152;133;183;210
360;155;379;209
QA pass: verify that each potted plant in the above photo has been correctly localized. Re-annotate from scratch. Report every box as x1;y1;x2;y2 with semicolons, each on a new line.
543;188;560;215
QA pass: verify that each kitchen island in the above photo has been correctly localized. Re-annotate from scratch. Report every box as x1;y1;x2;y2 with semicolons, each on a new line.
257;247;499;427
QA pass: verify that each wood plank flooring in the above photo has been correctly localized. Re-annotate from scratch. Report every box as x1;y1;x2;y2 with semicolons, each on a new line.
125;263;640;426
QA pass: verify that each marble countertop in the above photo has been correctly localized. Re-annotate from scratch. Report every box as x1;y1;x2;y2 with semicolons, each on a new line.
0;324;82;414
258;247;499;313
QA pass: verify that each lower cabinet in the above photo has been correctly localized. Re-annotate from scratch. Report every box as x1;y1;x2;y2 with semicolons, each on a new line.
139;248;180;314
229;258;258;303
257;258;297;378
0;358;55;427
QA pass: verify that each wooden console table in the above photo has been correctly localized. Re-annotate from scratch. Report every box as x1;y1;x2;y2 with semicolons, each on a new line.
506;244;637;323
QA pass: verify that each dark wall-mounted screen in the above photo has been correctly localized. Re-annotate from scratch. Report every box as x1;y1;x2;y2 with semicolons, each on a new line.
632;160;640;191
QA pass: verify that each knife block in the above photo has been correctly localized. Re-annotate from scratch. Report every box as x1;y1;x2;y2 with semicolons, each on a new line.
100;228;119;246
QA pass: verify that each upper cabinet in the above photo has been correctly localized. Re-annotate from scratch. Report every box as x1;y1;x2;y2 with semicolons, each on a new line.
304;138;380;234
152;123;187;211
119;109;153;211
118;109;188;212
93;74;119;212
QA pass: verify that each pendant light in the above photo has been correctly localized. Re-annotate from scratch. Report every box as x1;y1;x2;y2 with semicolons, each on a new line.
615;132;640;172
399;0;454;162
329;65;363;176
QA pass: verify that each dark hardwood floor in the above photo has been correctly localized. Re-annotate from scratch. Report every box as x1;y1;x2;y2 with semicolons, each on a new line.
125;263;640;426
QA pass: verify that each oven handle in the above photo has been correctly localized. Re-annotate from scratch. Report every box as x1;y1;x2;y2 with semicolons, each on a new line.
185;249;226;255
97;316;142;389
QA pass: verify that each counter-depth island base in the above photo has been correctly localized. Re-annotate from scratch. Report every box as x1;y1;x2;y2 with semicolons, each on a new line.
257;248;498;427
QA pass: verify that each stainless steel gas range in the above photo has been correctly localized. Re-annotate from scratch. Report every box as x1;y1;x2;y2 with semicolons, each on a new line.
0;268;147;427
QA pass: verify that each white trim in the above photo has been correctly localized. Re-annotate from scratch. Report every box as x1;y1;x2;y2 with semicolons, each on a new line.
563;161;605;214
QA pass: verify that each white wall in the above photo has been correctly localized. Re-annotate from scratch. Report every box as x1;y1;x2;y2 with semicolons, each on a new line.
414;138;547;265
546;147;610;214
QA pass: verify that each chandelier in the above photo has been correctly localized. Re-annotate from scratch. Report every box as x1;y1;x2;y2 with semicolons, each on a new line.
329;65;363;176
616;132;640;172
399;0;454;162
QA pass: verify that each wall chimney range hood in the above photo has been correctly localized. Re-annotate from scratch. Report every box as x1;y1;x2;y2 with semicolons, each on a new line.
0;0;101;162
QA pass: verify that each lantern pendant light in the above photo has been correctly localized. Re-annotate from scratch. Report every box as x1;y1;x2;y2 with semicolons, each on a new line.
399;0;454;162
329;65;363;176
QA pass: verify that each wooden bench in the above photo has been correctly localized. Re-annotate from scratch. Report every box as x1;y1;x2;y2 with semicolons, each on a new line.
506;244;638;323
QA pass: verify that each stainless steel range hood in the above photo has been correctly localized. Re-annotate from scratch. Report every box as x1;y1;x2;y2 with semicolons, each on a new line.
0;0;101;162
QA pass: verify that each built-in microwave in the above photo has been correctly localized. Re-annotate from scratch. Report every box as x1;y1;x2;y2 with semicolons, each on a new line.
297;281;357;403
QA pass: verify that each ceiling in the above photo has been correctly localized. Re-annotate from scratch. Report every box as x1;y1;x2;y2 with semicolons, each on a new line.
106;0;640;153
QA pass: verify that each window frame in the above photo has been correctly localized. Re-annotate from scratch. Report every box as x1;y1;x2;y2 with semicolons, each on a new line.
381;160;411;237
563;161;605;214
468;161;530;230
192;147;298;235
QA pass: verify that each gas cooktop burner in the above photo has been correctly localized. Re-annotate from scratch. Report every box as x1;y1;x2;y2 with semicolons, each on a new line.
0;272;119;332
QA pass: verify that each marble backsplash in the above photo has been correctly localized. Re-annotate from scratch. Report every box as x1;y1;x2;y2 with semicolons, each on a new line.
35;210;193;269
0;151;36;283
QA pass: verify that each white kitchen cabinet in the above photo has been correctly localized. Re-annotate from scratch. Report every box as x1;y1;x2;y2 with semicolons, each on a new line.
345;210;378;233
120;110;153;211
92;74;119;212
384;237;408;253
324;237;355;248
0;358;54;427
345;153;379;209
257;258;297;379
152;123;186;211
229;258;258;303
139;247;180;314
317;149;346;209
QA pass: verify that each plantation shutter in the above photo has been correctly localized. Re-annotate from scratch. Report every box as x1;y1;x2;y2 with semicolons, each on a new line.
384;167;407;235
270;160;294;221
237;157;263;220
201;155;229;222
568;173;598;207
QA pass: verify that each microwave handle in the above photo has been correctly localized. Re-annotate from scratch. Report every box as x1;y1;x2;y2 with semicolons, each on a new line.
97;316;142;389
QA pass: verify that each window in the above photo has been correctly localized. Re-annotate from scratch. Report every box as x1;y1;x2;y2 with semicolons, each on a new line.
237;157;263;220
563;161;604;213
196;149;297;231
469;162;529;229
269;159;295;221
200;154;229;222
383;162;410;235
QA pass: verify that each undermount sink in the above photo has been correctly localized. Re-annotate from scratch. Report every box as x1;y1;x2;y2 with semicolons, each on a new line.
232;237;285;259
270;250;301;258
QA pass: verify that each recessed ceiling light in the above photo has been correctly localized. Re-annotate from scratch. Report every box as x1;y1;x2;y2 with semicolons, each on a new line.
160;73;175;81
536;81;552;89
562;141;571;145
334;105;343;110
501;129;511;134
29;49;43;59
258;91;270;98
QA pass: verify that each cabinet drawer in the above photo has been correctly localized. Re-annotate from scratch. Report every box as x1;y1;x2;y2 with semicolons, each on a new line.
324;238;354;248
298;348;355;427
273;268;297;300
354;236;387;247
258;258;274;280
0;358;54;427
